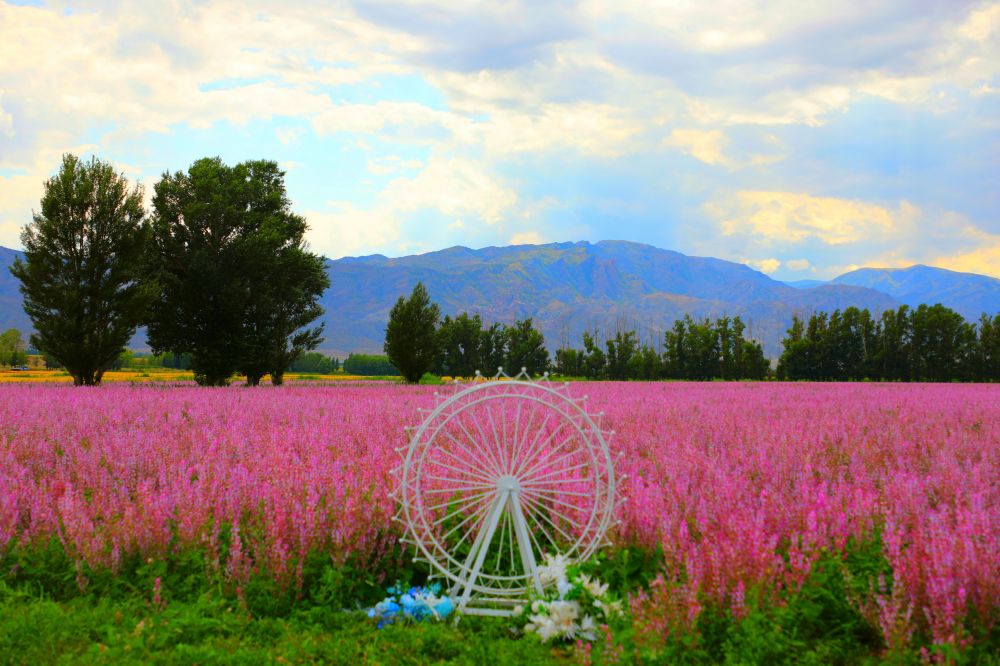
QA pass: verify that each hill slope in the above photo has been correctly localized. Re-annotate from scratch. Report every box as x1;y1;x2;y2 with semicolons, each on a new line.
6;240;995;358
319;241;899;357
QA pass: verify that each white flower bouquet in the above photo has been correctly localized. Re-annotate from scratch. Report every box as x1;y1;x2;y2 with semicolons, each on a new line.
513;553;625;643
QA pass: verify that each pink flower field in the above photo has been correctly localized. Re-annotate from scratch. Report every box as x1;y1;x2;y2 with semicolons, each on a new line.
0;382;997;650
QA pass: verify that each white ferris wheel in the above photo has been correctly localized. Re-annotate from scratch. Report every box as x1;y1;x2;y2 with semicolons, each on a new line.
396;368;620;616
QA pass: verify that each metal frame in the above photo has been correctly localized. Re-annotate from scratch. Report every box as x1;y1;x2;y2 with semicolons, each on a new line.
394;368;620;617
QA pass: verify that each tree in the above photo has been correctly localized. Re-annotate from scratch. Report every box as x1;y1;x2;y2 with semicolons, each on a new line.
908;303;975;381
437;312;484;378
605;329;638;380
343;353;398;376
147;157;328;386
0;329;28;367
10;154;151;385
975;313;1000;381
582;330;606;379
384;282;441;383
504;318;549;376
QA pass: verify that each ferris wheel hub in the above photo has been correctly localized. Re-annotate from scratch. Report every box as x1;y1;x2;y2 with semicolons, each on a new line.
495;474;521;492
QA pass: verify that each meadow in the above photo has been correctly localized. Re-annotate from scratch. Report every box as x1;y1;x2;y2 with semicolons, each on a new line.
0;382;996;663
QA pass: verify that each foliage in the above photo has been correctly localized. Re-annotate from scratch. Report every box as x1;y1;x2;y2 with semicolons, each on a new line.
0;328;28;367
384;282;441;383
777;304;997;382
434;314;550;377
146;157;328;386
343;353;399;376
288;351;341;374
554;316;768;381
9;153;151;385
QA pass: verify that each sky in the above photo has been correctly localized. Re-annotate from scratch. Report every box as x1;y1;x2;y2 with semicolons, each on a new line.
0;1;998;280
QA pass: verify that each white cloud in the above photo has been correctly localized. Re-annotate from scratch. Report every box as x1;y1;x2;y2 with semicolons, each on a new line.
666;128;730;166
306;154;519;258
709;191;903;245
747;257;781;273
785;258;811;272
958;3;1000;42
509;231;547;245
276;127;305;146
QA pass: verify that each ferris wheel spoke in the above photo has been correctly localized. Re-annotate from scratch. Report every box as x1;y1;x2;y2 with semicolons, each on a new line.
512;417;568;479
484;401;509;474
420;472;495;488
519;445;589;483
518;498;561;552
457;412;506;478
520;491;590;532
491;508;509;573
508;399;532;477
438;500;492;543
519;475;593;487
508;400;522;478
424;487;495;515
507;506;517;575
522;487;596;515
455;497;502;550
517;399;550;476
520;492;580;548
520;456;590;483
440;428;503;479
423;450;497;485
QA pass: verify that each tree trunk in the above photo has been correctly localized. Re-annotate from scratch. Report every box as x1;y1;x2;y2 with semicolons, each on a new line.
246;374;262;386
271;370;284;386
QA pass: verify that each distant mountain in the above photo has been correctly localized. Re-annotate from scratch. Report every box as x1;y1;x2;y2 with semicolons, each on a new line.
319;241;899;357
2;241;997;359
0;246;31;336
830;265;1000;321
784;279;827;289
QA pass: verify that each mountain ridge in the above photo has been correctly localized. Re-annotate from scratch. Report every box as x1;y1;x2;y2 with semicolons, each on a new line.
1;240;998;357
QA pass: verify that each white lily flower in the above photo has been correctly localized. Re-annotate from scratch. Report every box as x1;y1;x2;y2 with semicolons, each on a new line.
579;615;598;641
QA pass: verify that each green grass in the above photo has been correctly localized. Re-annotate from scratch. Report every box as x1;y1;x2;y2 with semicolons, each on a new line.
1;541;996;664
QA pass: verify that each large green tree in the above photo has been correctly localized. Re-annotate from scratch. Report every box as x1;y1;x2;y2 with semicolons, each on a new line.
384;282;441;383
147;157;328;386
504;318;550;376
436;312;485;378
10;154;150;385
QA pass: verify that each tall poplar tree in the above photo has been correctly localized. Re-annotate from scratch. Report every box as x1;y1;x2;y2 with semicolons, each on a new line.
10;154;150;385
384;282;440;383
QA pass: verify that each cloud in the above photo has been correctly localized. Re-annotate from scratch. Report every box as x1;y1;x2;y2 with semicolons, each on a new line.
305;154;519;257
0;93;13;138
931;229;1000;278
0;0;997;277
666;128;730;166
747;257;781;273
785;258;811;272
509;230;547;245
709;191;902;245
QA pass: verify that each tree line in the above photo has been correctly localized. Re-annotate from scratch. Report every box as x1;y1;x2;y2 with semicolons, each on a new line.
777;304;1000;382
10;154;328;386
383;283;551;382
384;284;768;382
554;315;769;380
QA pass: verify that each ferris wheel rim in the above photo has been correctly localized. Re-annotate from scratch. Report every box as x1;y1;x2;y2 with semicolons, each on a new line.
398;377;617;594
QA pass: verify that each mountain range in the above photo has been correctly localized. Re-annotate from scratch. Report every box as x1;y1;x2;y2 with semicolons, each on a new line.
1;241;998;358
